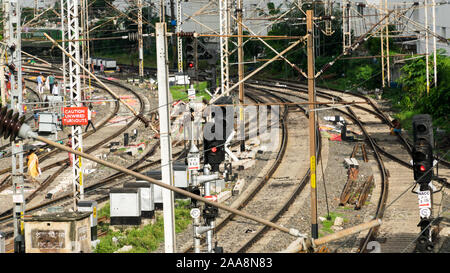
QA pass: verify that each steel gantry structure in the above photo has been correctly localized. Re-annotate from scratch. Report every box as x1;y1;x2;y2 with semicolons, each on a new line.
219;0;230;94
176;0;183;73
67;0;84;210
6;0;26;253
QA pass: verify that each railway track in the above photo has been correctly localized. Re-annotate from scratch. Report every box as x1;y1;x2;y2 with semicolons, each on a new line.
0;65;162;245
180;84;323;253
249;79;448;252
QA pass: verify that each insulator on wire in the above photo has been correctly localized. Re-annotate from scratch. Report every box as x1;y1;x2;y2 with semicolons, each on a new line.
0;106;26;142
177;31;194;37
7;63;16;72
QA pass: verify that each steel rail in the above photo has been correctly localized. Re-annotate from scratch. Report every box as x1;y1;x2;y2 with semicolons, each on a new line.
235;88;322;253
246;80;389;253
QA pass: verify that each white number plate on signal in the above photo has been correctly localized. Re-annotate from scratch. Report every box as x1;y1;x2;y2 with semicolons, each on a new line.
418;190;431;209
188;156;200;170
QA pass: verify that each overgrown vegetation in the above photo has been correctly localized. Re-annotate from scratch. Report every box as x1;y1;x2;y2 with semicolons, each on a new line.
170;81;211;102
319;212;346;237
94;200;192;253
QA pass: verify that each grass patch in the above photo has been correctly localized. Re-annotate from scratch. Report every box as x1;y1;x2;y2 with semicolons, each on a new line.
94;200;192;253
319;212;346;237
170;81;211;102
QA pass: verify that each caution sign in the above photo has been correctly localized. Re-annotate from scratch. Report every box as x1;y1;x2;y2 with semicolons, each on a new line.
62;107;88;125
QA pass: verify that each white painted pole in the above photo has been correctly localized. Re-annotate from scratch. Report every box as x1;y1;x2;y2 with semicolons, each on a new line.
425;0;430;95
156;22;177;253
432;0;437;87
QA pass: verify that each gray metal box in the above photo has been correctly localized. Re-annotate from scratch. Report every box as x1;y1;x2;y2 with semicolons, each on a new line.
38;112;57;133
77;200;98;241
0;231;5;253
124;182;155;218
77;200;97;227
173;162;188;188
110;188;141;217
145;171;163;205
104;59;116;68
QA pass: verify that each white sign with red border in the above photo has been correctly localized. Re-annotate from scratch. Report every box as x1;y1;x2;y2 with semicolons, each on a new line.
418;190;431;209
204;195;218;202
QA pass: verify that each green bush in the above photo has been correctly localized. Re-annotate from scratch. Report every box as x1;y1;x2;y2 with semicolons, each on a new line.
94;200;192;253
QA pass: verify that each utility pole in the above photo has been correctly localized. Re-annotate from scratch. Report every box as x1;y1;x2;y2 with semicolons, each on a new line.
176;0;183;73
67;0;84;209
2;1;9;109
342;0;351;53
7;0;25;252
219;0;230;94
379;0;385;88
237;0;245;152
384;0;390;87
307;9;318;239
432;0;437;87
138;0;144;81
156;22;176;253
60;0;67;95
425;0;430;95
0;47;5;108
169;0;177;70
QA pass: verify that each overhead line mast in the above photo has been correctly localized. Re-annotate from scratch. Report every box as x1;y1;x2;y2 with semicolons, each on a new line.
7;0;26;253
67;0;84;209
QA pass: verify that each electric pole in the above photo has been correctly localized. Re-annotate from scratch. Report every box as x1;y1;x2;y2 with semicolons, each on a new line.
138;0;144;81
176;0;183;73
432;0;437;87
60;0;67;95
6;0;25;252
307;9;318;239
379;0;385;88
342;0;351;53
156;22;177;253
384;0;390;87
67;0;84;209
425;0;430;95
219;0;230;94
237;0;245;152
0;47;5;108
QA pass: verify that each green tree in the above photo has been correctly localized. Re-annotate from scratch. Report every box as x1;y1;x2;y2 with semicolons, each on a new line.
398;50;450;129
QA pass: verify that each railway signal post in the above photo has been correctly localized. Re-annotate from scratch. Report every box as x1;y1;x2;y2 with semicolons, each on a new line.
412;114;436;252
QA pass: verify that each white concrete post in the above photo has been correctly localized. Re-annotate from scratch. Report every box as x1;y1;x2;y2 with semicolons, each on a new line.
156;22;176;253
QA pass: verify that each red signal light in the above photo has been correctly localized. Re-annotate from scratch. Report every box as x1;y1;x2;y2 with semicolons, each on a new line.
188;62;194;68
420;165;426;172
211;147;217;153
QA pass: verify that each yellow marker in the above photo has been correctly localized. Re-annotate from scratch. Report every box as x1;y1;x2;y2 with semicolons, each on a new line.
20;211;24;234
311;173;316;189
78;148;83;186
93;207;97;219
310;156;316;188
